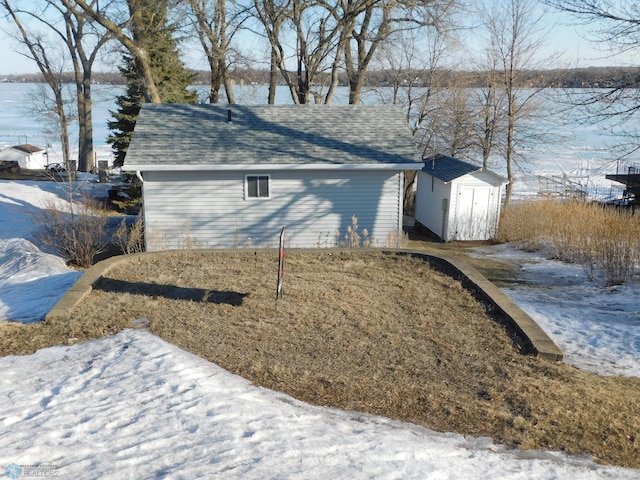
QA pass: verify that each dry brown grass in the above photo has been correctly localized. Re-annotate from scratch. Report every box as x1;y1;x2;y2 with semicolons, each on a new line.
1;250;639;469
499;199;640;285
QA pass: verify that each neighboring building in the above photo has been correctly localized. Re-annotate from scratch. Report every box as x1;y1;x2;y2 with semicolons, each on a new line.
605;164;640;206
415;155;507;242
124;103;422;251
0;144;47;170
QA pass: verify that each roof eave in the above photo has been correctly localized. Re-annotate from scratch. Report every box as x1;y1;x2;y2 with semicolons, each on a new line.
427;168;508;184
124;162;423;172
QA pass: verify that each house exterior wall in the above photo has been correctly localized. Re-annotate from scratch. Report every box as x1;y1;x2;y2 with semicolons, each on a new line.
451;171;505;241
142;169;404;251
415;170;504;241
26;151;46;170
0;149;46;169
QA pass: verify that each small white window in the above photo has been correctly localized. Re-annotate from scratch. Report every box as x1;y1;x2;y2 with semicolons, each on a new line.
245;174;270;199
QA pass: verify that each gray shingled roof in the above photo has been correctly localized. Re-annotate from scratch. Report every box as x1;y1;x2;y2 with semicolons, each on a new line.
422;154;483;182
124;103;421;169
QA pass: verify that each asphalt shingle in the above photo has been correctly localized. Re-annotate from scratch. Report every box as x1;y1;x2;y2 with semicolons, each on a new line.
124;104;421;168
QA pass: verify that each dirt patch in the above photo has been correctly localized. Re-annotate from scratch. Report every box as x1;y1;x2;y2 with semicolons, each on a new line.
1;249;638;469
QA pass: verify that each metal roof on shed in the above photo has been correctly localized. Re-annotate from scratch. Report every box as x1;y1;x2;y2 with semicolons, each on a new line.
125;103;422;170
422;154;484;183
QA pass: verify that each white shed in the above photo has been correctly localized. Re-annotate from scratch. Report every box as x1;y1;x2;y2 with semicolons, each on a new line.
124;104;422;251
0;144;47;170
415;155;507;241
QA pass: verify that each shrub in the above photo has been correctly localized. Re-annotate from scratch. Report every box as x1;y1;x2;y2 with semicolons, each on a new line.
386;230;409;248
499;199;640;285
113;211;145;255
34;193;109;268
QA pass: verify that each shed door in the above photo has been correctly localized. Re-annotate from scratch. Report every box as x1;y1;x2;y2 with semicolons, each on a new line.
456;186;492;240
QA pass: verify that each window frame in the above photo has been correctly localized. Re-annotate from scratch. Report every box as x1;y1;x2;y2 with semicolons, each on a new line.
245;174;271;200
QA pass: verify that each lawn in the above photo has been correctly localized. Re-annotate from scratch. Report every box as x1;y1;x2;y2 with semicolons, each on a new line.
1;249;638;469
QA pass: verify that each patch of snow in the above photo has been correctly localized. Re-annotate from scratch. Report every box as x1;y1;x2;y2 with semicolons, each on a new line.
0;329;635;479
0;238;81;324
473;244;640;378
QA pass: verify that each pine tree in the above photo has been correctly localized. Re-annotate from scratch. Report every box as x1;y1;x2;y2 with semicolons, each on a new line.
107;56;143;167
107;0;197;167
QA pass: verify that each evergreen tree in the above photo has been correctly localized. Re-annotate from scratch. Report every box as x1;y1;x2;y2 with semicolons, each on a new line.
108;55;143;167
107;0;197;167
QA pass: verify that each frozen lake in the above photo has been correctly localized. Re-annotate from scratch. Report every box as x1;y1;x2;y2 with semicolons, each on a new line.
0;82;632;199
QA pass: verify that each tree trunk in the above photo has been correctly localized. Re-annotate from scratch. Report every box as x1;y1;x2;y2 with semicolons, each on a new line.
209;67;221;103
268;47;278;104
223;67;235;104
76;71;94;172
504;93;516;209
54;88;71;168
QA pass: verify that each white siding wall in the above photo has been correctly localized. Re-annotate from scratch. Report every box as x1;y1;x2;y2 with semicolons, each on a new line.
415;172;452;240
416;170;505;241
143;169;403;250
448;173;503;241
0;149;46;169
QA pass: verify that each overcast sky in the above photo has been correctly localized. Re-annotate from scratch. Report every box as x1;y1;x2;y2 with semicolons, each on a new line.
0;7;635;77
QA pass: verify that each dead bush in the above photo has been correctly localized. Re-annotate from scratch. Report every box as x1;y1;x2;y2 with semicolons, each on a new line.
34;193;109;268
112;211;145;255
336;216;370;248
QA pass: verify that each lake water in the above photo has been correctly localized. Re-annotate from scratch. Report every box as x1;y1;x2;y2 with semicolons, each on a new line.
0;82;631;198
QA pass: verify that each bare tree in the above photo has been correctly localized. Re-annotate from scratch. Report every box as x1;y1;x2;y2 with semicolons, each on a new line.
8;0;112;171
435;78;477;158
470;54;508;169
188;0;243;104
71;0;163;103
251;0;344;104
543;1;640;55
374;25;458;155
344;0;458;105
544;1;640;159
251;0;289;104
480;0;552;207
57;0;111;172
343;0;395;105
250;0;458;105
372;26;454;209
2;0;74;167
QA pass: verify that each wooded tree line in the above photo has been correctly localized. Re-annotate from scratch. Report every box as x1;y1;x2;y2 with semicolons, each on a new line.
7;65;640;89
1;0;639;207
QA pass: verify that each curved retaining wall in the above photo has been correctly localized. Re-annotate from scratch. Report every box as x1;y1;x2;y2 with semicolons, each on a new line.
46;248;563;362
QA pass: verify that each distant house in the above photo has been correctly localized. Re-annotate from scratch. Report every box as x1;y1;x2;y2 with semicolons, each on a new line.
0;144;47;170
415;155;507;241
605;164;640;206
124;103;422;251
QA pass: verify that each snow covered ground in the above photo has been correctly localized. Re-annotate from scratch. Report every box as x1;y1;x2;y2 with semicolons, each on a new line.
470;244;640;378
0;179;638;479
